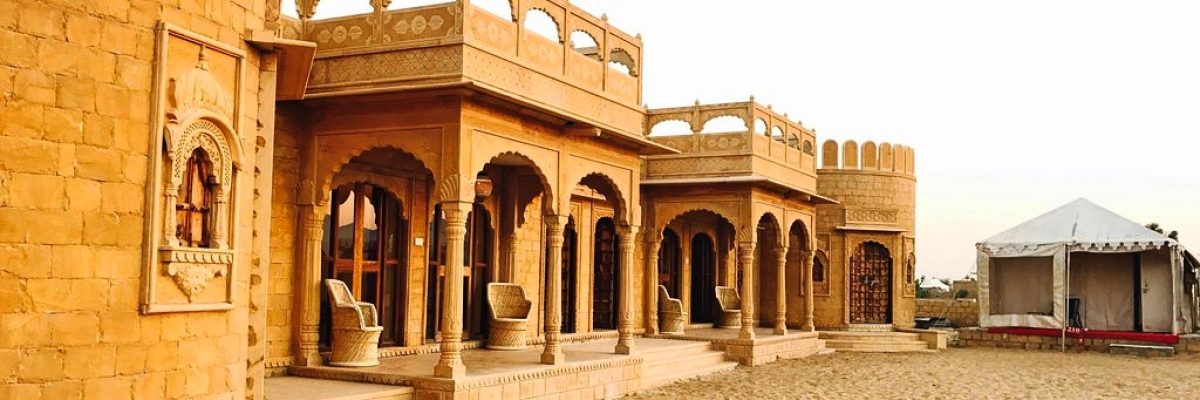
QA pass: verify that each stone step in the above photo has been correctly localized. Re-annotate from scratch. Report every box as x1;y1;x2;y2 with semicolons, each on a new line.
643;349;729;370
822;339;931;353
819;331;921;341
264;377;414;400
641;360;740;389
638;341;716;361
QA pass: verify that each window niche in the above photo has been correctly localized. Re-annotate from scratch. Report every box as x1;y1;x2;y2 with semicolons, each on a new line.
141;23;246;314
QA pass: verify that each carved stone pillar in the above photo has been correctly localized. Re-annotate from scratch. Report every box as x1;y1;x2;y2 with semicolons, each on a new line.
503;232;519;283
434;201;473;378
738;242;756;340
295;205;323;366
644;232;661;335
615;224;639;354
162;188;180;247
774;245;788;335
211;188;229;249
803;252;815;331
542;215;568;364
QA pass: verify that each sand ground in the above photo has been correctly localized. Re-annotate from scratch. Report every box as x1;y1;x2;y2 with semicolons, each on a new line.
627;347;1200;400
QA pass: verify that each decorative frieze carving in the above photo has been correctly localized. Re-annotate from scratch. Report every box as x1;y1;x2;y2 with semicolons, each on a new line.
844;208;898;225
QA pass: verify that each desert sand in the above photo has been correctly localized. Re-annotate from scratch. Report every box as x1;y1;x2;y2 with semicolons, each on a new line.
627;347;1200;400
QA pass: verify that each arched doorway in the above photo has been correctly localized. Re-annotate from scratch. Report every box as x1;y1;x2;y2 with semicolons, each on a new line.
690;233;717;323
755;214;782;328
593;217;619;330
658;229;682;297
321;182;409;347
850;242;893;324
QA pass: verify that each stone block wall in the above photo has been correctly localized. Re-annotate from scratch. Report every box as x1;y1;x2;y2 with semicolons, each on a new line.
915;299;979;327
0;0;274;398
955;328;1200;355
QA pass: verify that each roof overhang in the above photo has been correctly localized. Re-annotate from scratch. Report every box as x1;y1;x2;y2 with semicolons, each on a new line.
249;31;316;101
641;175;838;204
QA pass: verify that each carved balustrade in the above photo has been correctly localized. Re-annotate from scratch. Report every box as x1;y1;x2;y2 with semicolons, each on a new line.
643;100;818;193
283;0;646;137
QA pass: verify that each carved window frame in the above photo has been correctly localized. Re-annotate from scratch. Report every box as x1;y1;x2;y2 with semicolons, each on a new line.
140;22;246;314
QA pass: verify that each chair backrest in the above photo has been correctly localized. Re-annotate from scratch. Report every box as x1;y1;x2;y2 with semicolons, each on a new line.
488;283;531;319
658;285;673;307
325;279;356;307
715;286;741;310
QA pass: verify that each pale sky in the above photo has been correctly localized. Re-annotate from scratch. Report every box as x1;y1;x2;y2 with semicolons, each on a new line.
303;1;1200;280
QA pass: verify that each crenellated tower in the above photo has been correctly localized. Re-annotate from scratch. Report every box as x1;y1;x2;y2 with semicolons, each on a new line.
812;139;918;329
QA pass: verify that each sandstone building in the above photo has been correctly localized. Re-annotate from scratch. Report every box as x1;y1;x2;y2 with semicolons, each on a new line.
0;0;924;398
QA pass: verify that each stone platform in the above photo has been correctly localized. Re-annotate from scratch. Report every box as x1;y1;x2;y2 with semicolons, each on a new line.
648;326;829;366
288;337;734;400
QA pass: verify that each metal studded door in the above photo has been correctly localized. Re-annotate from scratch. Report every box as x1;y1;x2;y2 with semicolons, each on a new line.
849;242;893;324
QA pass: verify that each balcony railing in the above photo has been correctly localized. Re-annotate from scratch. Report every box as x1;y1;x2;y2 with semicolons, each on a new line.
643;100;819;191
279;0;646;136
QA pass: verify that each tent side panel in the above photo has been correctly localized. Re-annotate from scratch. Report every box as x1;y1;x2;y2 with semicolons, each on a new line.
1139;249;1173;333
1069;253;1136;331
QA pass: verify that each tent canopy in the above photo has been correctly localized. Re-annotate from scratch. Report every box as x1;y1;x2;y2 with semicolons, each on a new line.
975;198;1191;334
978;198;1176;257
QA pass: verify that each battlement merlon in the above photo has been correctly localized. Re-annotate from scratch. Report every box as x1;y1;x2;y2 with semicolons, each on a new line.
819;139;915;176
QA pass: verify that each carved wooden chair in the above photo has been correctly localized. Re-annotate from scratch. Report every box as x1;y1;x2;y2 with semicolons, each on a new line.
658;285;687;334
714;286;743;329
487;283;532;350
324;279;383;367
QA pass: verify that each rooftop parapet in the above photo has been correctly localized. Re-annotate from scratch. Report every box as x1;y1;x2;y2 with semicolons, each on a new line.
283;0;647;139
819;139;915;176
642;99;819;194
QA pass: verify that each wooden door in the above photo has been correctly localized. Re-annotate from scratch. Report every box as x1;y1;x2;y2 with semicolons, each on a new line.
561;218;578;333
321;184;406;347
849;242;892;324
592;218;619;330
690;234;717;323
658;229;682;296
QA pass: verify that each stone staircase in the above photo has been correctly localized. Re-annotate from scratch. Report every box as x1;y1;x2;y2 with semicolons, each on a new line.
819;331;933;353
639;341;739;389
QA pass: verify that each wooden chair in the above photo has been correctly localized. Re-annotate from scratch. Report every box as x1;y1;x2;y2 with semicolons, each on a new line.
487;283;532;350
324;279;383;367
658;285;687;334
714;286;743;329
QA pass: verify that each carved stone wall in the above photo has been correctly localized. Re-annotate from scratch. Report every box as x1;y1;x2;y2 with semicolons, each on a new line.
0;1;273;398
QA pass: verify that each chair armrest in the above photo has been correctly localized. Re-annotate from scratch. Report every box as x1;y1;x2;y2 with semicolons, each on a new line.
356;302;378;327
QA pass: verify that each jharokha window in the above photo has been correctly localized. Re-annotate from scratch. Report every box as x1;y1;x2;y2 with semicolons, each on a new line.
812;255;826;283
176;148;217;247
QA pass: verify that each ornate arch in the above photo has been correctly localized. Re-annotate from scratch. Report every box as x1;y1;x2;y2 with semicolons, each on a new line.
472;150;557;215
753;210;784;245
787;219;811;251
571;171;630;226
655;204;740;236
316;143;438;207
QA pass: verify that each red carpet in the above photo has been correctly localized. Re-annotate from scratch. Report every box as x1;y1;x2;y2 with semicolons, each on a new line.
987;327;1179;345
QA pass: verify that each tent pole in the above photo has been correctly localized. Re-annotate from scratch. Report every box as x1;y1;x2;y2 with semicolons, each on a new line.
1062;245;1070;353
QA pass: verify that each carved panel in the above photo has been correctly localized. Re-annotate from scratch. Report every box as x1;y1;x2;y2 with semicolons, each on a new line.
645;156;750;177
309;46;463;87
142;23;246;314
844;208;898;225
699;134;748;152
381;5;459;44
308;15;375;50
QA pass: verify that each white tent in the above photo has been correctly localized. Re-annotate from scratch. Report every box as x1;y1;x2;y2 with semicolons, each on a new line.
976;198;1197;334
919;278;950;291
